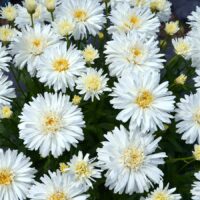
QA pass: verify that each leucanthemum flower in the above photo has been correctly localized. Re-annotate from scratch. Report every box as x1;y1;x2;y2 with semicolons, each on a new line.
105;32;165;77
0;25;17;43
0;149;36;200
0;3;17;22
0;104;13;119
76;68;111;101
11;23;59;76
108;0;131;8
191;172;200;200
97;125;166;195
0;72;16;106
82;44;99;64
28;171;89;200
0;43;11;72
110;70;175;132
175;91;200;144
150;0;172;22
165;21;180;36
144;181;181;200
18;92;85;158
36;42;86;92
188;6;200;30
57;0;106;40
108;3;160;37
67;151;101;188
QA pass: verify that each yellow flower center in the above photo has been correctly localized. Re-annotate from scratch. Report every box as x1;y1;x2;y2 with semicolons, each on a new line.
49;192;66;200
135;90;154;109
72;95;82;105
132;47;142;57
30;38;44;55
2;6;17;21
1;106;12;119
42;113;61;134
83;47;98;63
0;27;13;42
150;0;166;12
122;147;144;170
84;75;101;92
59;163;69;173
53;58;70;72
165;21;179;36
73;9;87;22
129;15;141;28
75;161;90;178
153;192;169;200
58;20;74;36
174;41;190;56
0;169;13;185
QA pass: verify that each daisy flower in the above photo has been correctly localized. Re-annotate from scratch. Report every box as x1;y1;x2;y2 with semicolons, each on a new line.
191;172;200;200
18;92;85;158
0;25;17;43
76;68;111;101
150;0;172;22
67;151;101;189
108;3;160;37
108;0;131;8
57;0;106;40
164;21;180;36
28;171;89;200
10;23;59;76
144;181;181;200
0;149;36;200
0;104;13;119
0;43;11;72
188;6;200;30
36;42;86;92
0;3;17;22
105;32;165;77
110;71;175;132
0;72;16;106
82;44;99;64
175;91;200;144
97;125;167;195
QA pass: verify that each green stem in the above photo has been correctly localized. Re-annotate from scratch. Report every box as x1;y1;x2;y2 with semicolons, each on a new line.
50;11;54;21
167;156;194;163
30;13;34;28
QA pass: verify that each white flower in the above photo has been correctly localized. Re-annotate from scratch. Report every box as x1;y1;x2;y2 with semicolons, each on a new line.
25;0;37;14
10;23;59;76
0;3;17;22
97;125;167;195
105;32;165;77
108;0;131;8
82;44;99;64
175;91;200;144
110;71;175;132
0;149;36;200
172;37;191;60
165;21;180;36
108;3;160;37
194;70;200;89
144;181;181;200
37;42;86;92
67;151;101;188
0;43;11;72
28;171;89;200
150;0;172;22
57;0;106;40
0;104;13;119
76;68;111;101
188;6;200;30
15;2;50;28
0;72;16;106
18;92;85;158
0;25;17;43
191;172;200;200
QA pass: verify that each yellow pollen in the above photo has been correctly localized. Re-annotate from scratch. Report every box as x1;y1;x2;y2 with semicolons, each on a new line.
0;169;13;185
132;48;142;57
49;192;66;200
135;90;154;109
84;75;101;92
2;6;17;21
75;161;90;178
30;38;44;55
122;147;144;170
153;192;169;200
0;27;13;42
73;9;87;22
72;95;82;105
53;58;70;72
42;113;61;134
129;15;141;27
59;163;69;173
1;106;13;119
175;74;187;85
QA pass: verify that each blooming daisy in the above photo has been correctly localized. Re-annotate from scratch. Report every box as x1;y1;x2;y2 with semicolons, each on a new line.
97;125;166;195
164;21;180;36
0;149;36;200
191;172;200;200
10;23;59;76
105;32;165;77
0;104;13;119
18;92;85;158
67;151;101;188
82;44;99;64
144;181;181;200
110;71;175;132
150;0;172;22
108;3;160;37
0;25;17;43
0;3;17;22
0;72;16;106
188;6;200;30
36;42;86;92
175;91;200;144
76;68;111;101
0;43;11;72
28;171;89;200
57;0;106;40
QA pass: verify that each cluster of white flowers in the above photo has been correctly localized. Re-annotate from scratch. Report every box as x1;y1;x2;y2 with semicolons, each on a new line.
0;0;200;199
